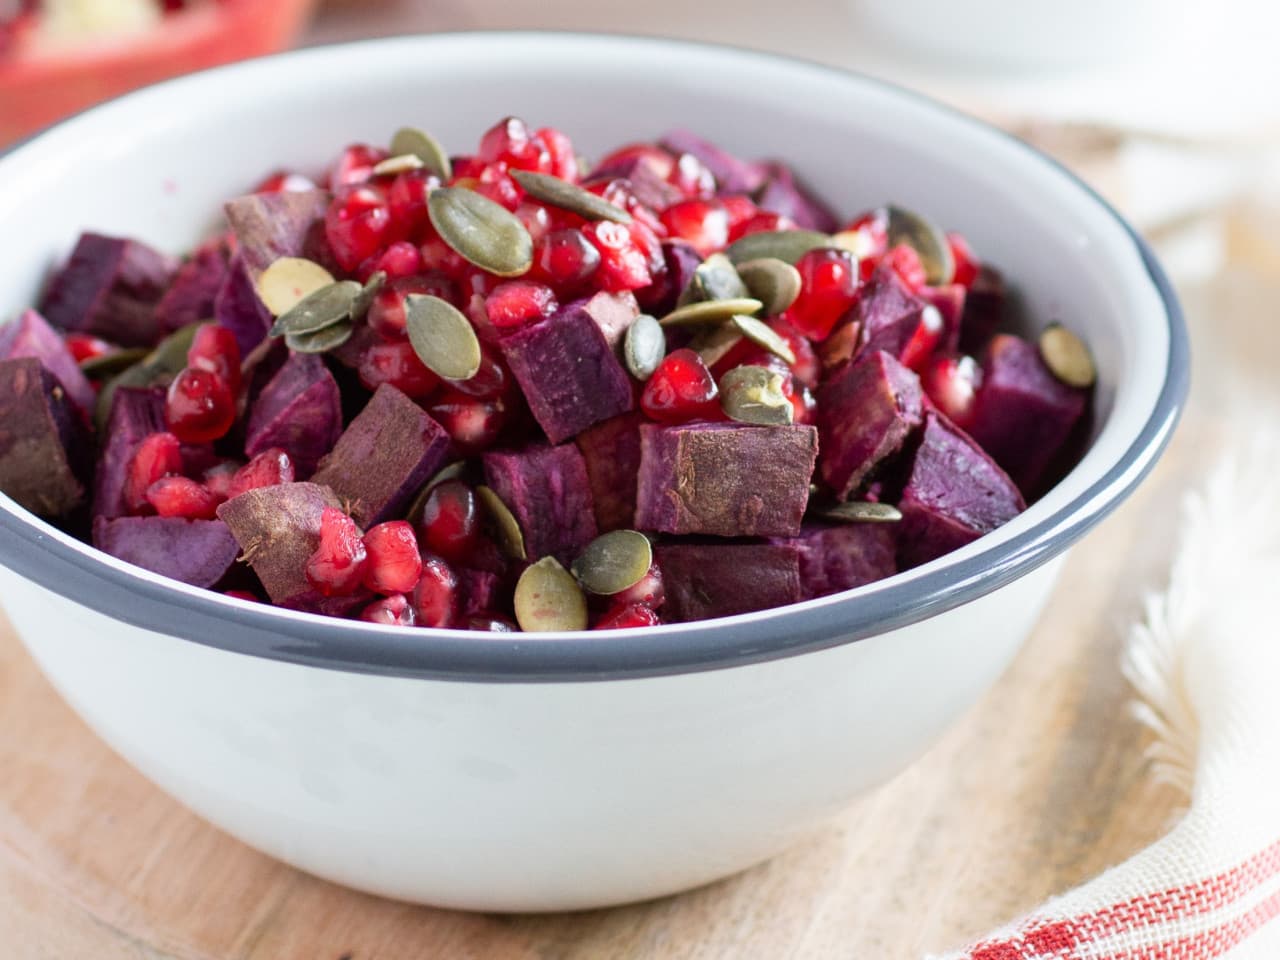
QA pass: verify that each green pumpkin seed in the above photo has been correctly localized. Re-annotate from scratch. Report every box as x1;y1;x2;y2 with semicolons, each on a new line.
427;186;533;278
730;315;796;365
403;461;469;522
736;257;802;316
510;169;631;224
404;294;482;381
79;346;149;380
726;229;832;266
477;485;526;560
389;126;452;180
885;205;954;286
285;320;354;354
719;364;793;425
372;153;426;177
817;501;903;524
678;253;750;306
256;257;336;317
1039;323;1095;388
351;270;386;322
514;557;589;632
269;280;361;337
93;323;203;432
689;324;744;368
623;313;665;380
571;529;653;596
659;297;763;328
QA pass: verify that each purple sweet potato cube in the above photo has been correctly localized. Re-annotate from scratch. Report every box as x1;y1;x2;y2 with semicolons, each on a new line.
636;422;818;538
655;542;804;622
310;383;452;528
482;443;598;564
92;385;166;520
38;232;177;346
855;264;929;361
575;411;643;532
244;353;343;476
777;523;898;599
659;129;768;195
966;333;1089;496
499;298;635;444
897;411;1026;569
755;162;839;233
959;264;1006;355
459;568;504;618
216;481;370;615
223;189;331;280
0;358;89;517
924;284;966;356
637;239;702;316
214;254;274;355
0;308;96;415
816;349;923;500
153;236;230;333
92;515;239;588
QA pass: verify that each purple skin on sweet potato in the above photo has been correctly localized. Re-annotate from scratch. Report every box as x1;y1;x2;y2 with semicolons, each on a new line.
655;541;804;623
924;284;966;356
635;422;818;538
215;254;274;356
755;162;839;233
38;232;177;347
775;523;898;600
153;236;230;334
223;189;331;281
92;385;166;520
483;443;598;565
0;308;96;415
855;264;929;361
244;353;344;477
958;264;1006;355
92;515;239;588
659;129;768;195
897;410;1026;569
575;411;644;532
310;383;452;529
966;333;1088;497
0;357;89;517
816;349;923;500
216;480;369;615
636;239;702;316
498;298;636;445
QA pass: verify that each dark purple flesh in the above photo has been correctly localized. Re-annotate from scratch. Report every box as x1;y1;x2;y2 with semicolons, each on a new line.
93;515;239;588
244;352;343;477
482;443;597;565
655;541;804;622
575;411;644;532
0;357;89;517
0;308;96;415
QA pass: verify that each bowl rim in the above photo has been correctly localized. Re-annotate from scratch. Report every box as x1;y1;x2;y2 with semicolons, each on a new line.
0;31;1189;684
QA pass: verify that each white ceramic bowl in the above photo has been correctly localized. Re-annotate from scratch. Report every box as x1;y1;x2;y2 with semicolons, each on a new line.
0;34;1186;911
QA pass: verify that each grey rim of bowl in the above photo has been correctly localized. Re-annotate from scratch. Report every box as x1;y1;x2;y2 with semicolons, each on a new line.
0;33;1190;683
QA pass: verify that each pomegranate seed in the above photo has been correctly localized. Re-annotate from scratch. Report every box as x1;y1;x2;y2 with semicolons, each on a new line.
364;241;423;281
728;211;796;242
360;593;417;626
471;162;522;211
367;272;459;341
357;339;441;400
899;304;945;372
484;281;558;331
187;323;241;396
428;390;508;453
445;351;510;400
612;561;665;609
840;209;889;280
450;156;486;181
165;367;235;444
789;382;817;425
589;179;666;236
386;169;438;236
415;480;481;565
583;220;651;292
362;521;424;595
884;244;927;292
720;195;758;231
640;349;720;424
536;126;579;181
478;117;552;174
668;152;715;199
411;554;460;628
947;231;980;288
925;354;982;429
305;508;368;597
145;476;220;520
223;589;259;601
229;448;294;499
660;199;729;257
65;333;111;363
254;171;318;194
203;460;240;500
418;235;468;274
124;432;183;513
594;143;675;182
467;614;517;632
328;143;388;191
595;602;660;630
514;200;553;246
773;320;820;388
535;228;600;291
325;184;395;272
785;248;860;341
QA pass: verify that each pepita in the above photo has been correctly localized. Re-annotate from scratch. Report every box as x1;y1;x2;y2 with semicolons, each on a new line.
389;126;452;179
255;257;336;317
351;270;386;322
269;280;361;337
659;297;763;328
730;314;796;365
404;294;483;380
678;253;749;306
570;529;653;595
817;501;903;524
372;153;426;177
427;186;533;278
623;313;665;380
79;346;149;380
689;324;744;368
719;364;794;425
1039;323;1096;388
726;229;831;266
403;461;469;522
510;169;631;224
477;485;526;560
285;320;354;354
885;205;954;286
736;257;802;316
514;557;589;632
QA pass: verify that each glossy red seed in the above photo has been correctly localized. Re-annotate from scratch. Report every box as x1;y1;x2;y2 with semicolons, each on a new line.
427;390;508;453
65;333;111;363
357;339;441;400
202;461;240;500
364;241;423;281
668;152;715;199
594;143;675;182
947;231;980;288
362;521;424;595
418;235;468;274
785;248;860;341
223;589;259;601
789;382;817;425
583;220;651;292
899;304;945;372
728;210;796;242
484;281;558;331
411;554;460;628
187;323;241;396
328;143;388;191
124;432;183;514
884;243;927;292
229;448;295;499
386;168;438;235
467;614;517;632
471;162;522;211
924;354;982;429
165;367;235;444
366;272;459;341
445;351;510;400
536;126;579;182
611;561;665;610
305;507;368;597
478;117;552;174
416;480;481;565
254;170;318;194
360;593;417;626
514;200;553;246
660;199;729;257
589;179;666;236
720;195;758;231
535;228;601;291
640;349;721;424
595;602;660;630
325;184;395;272
841;209;889;281
145;476;221;520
